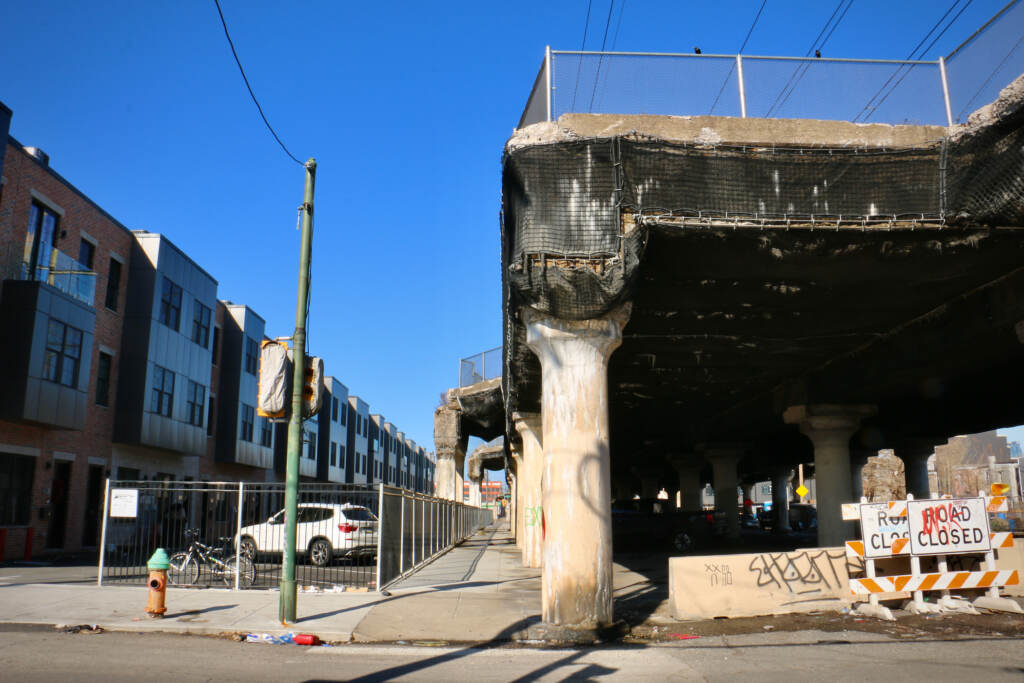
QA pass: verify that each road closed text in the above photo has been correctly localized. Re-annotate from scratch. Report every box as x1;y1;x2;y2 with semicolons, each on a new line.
907;498;991;556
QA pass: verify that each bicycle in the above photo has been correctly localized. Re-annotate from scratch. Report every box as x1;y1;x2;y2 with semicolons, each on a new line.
168;528;256;588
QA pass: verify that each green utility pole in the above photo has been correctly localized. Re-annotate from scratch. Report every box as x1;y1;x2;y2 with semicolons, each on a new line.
280;158;316;624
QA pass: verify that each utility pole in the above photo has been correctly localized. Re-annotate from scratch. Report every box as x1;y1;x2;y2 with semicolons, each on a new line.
280;158;316;624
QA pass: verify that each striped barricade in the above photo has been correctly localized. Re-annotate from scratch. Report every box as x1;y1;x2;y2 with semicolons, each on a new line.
846;532;1013;558
851;569;1020;595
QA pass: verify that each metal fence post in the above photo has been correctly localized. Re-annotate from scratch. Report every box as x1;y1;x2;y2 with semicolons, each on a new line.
375;483;384;591
97;478;111;587
411;493;417;565
545;45;553;122
399;490;405;574
938;56;954;126
736;55;747;118
234;482;244;590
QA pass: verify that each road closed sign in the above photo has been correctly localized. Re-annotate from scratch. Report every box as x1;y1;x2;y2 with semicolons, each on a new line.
859;503;909;558
907;497;991;556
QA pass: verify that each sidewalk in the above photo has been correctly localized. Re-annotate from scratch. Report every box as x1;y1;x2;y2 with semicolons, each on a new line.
0;524;556;644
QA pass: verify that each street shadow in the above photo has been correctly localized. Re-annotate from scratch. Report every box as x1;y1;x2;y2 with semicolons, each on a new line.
164;604;238;618
302;616;621;683
297;580;517;622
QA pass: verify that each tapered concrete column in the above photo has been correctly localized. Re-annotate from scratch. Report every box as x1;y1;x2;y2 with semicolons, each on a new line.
509;448;522;545
524;303;631;629
514;412;543;568
771;468;793;533
896;441;935;500
433;405;467;501
850;450;872;502
633;466;661;499
784;404;876;547
468;477;482;507
704;446;745;541
668;455;704;510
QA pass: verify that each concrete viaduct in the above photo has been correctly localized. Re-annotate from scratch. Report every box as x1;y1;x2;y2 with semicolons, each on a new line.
435;75;1024;637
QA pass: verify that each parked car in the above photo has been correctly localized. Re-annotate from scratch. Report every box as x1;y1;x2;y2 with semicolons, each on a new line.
611;499;723;553
236;503;378;566
760;503;817;532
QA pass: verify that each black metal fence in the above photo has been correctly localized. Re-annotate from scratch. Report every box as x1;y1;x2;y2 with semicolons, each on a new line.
98;481;491;591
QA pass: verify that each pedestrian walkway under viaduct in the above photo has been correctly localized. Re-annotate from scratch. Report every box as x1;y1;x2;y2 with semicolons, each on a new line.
435;74;1024;638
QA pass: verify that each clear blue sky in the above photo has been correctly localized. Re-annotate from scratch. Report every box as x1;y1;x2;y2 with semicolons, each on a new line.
0;0;1013;460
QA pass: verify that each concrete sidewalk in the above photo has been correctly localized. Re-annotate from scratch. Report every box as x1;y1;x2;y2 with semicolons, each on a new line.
0;524;554;644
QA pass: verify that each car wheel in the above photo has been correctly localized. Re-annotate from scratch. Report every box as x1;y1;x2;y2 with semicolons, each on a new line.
672;531;695;553
309;538;332;567
239;536;257;561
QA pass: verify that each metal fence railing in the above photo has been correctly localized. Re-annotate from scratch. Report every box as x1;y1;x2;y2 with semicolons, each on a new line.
459;346;501;388
518;1;1024;128
98;480;491;591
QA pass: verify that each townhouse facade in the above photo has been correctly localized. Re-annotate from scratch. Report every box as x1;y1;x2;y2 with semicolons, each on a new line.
0;105;434;559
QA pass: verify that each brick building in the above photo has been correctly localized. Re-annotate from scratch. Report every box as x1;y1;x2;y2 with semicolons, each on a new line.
0;103;435;560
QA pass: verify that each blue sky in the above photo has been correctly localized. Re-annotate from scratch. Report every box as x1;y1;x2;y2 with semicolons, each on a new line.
1;0;1016;465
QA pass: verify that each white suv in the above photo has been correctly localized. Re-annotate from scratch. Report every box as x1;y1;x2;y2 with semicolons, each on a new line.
236;503;378;566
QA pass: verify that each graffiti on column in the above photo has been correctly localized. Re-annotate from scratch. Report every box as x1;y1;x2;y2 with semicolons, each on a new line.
525;506;543;526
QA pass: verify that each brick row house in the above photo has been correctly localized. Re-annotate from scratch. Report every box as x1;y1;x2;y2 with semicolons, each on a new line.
0;104;434;560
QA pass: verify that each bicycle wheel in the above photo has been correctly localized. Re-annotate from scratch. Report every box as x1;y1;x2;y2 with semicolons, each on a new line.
224;556;256;588
168;552;199;586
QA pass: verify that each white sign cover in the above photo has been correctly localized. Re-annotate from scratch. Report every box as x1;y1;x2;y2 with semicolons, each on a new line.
907;497;991;556
110;488;139;518
858;502;909;558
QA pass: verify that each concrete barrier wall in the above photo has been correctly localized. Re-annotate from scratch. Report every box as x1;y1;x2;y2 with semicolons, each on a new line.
669;541;1024;619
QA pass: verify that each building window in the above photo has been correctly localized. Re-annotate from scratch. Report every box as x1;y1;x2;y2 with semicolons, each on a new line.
191;300;211;348
186;381;205;427
259;417;273;448
240;404;255;442
207;399;216;436
332;397;339;422
340;403;347;425
78;238;95;270
0;454;35;525
150;365;175;417
104;257;122;311
356;416;361;436
330;442;337;466
159;278;182;331
24;202;60;282
96;352;112;406
43;319;83;387
244;337;258;375
212;327;221;365
307;432;317;460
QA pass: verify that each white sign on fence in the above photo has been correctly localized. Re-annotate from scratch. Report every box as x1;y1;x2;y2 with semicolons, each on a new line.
109;488;139;518
907;497;991;556
859;502;909;558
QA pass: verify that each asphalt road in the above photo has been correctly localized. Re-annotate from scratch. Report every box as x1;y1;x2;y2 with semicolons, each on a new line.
1;624;1023;682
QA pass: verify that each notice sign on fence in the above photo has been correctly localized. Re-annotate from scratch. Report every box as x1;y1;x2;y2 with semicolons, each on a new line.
110;488;139;518
907;497;991;556
859;502;909;558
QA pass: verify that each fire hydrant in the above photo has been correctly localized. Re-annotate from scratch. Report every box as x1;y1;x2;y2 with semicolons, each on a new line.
145;548;170;618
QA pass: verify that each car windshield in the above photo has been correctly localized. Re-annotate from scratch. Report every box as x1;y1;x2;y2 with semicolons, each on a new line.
343;508;378;522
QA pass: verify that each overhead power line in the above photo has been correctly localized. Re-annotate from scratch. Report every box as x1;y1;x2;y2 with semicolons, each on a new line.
588;0;617;112
764;0;854;118
709;0;768;115
213;0;303;166
572;0;596;111
856;0;976;122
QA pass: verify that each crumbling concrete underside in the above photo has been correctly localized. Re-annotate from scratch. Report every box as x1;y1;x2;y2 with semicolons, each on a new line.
499;76;1024;630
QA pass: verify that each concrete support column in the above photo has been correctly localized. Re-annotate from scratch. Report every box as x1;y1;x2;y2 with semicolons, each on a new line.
784;404;876;547
704;446;745;541
896;441;935;500
633;467;661;499
771;468;793;533
669;455;704;511
509;448;522;545
741;482;755;514
433;405;466;501
468;477;482;507
851;449;872;502
514;412;543;568
524;303;631;629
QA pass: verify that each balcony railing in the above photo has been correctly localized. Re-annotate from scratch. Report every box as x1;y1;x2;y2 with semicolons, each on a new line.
3;243;97;307
519;0;1023;129
459;346;501;388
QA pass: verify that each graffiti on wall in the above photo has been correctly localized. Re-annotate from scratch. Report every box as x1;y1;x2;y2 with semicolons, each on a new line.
745;549;852;604
705;563;734;587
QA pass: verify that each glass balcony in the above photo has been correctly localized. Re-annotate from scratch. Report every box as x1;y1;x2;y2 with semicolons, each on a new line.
20;248;96;306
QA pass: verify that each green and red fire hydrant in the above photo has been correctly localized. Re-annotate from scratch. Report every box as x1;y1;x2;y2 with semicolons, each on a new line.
145;548;170;618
